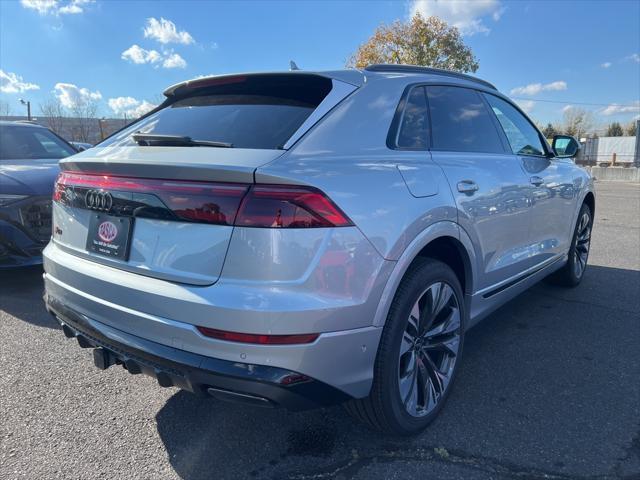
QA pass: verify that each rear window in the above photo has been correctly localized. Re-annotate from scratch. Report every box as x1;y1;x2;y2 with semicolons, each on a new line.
100;75;333;150
0;125;76;160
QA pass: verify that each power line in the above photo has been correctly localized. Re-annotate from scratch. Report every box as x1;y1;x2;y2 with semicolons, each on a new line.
510;97;639;108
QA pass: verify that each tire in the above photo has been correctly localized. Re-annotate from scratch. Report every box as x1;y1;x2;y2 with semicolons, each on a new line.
345;257;465;435
546;203;593;288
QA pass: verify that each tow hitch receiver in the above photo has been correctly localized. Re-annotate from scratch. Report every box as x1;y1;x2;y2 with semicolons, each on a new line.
93;348;116;370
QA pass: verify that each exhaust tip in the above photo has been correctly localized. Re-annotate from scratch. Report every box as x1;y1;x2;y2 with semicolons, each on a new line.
206;387;274;408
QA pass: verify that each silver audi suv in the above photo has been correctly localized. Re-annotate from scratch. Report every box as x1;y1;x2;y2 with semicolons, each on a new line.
44;65;594;435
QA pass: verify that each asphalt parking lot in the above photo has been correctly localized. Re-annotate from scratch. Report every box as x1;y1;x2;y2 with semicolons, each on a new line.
1;181;639;480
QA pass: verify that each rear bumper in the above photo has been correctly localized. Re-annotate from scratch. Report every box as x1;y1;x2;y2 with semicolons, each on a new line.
45;294;353;410
43;240;386;398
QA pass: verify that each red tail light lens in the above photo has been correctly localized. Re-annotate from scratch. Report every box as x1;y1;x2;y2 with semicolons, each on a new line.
236;185;353;228
53;172;249;226
54;172;352;228
196;326;319;345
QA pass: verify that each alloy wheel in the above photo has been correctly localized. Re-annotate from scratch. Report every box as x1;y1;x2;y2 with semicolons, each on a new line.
398;282;462;417
573;211;591;279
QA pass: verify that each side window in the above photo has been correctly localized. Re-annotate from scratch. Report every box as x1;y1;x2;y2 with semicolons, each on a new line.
396;86;429;149
483;94;546;156
426;86;504;154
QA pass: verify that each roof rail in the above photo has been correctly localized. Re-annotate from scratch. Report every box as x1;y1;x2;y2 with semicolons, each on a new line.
364;64;497;90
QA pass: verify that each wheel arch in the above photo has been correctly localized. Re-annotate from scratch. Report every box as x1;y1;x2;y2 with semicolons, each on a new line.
583;191;595;216
373;221;476;328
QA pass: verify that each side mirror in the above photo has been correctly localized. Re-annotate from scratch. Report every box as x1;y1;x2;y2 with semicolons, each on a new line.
76;146;86;152
552;135;580;158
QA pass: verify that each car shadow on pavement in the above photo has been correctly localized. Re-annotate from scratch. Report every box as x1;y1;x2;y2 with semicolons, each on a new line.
155;264;640;480
0;266;59;329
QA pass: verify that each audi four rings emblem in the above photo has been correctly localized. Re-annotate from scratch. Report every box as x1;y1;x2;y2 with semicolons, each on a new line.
85;190;113;211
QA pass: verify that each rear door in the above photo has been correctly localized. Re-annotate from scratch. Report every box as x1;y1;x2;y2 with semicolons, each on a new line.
426;85;533;292
482;93;577;264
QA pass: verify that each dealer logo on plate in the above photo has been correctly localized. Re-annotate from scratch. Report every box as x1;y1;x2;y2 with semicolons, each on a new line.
97;221;118;243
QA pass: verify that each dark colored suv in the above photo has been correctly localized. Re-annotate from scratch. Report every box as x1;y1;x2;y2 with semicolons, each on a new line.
0;121;76;267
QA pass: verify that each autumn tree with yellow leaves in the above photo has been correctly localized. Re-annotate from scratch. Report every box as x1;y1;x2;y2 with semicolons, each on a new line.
348;14;479;73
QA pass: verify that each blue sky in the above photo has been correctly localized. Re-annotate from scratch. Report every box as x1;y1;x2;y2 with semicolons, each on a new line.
1;0;639;128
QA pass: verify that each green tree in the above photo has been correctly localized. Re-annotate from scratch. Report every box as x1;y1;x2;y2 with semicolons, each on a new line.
626;121;637;136
605;122;624;136
347;14;479;73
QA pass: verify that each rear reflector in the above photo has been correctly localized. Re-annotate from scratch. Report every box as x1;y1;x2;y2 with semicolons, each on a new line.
196;326;319;345
54;172;353;228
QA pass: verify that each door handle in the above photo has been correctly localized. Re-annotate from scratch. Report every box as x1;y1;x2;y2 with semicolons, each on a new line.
457;180;479;194
530;176;544;186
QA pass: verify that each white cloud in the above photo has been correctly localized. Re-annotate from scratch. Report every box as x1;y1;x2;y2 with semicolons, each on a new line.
20;0;93;15
121;45;186;69
562;105;574;113
162;52;187;69
625;53;640;63
121;44;162;65
510;81;567;96
108;96;157;117
0;70;40;94
143;17;194;45
600;101;640;116
411;0;503;36
54;82;101;108
107;96;139;114
515;100;535;114
601;62;612;68
20;0;58;14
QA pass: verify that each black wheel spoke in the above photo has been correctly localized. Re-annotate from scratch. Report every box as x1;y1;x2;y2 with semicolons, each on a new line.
421;351;447;394
424;335;460;357
426;307;460;338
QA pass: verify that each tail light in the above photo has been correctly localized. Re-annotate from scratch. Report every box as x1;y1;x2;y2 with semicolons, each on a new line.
235;185;352;228
53;172;352;228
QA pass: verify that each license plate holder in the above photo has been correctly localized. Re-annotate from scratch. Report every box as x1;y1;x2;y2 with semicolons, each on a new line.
86;213;133;260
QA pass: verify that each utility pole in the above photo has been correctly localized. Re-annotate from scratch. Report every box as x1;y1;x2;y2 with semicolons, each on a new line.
98;117;106;140
19;98;31;121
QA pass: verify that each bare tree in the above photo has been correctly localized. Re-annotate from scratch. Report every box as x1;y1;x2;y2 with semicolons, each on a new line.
40;98;67;136
70;100;98;143
0;100;11;117
561;108;594;139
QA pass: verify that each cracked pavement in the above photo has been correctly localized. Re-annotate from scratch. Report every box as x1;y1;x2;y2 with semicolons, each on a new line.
1;182;639;480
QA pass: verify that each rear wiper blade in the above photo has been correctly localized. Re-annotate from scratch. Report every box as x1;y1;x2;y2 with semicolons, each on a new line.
131;133;233;148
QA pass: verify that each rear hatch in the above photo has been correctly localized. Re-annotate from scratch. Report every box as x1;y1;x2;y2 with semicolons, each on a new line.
51;73;356;285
